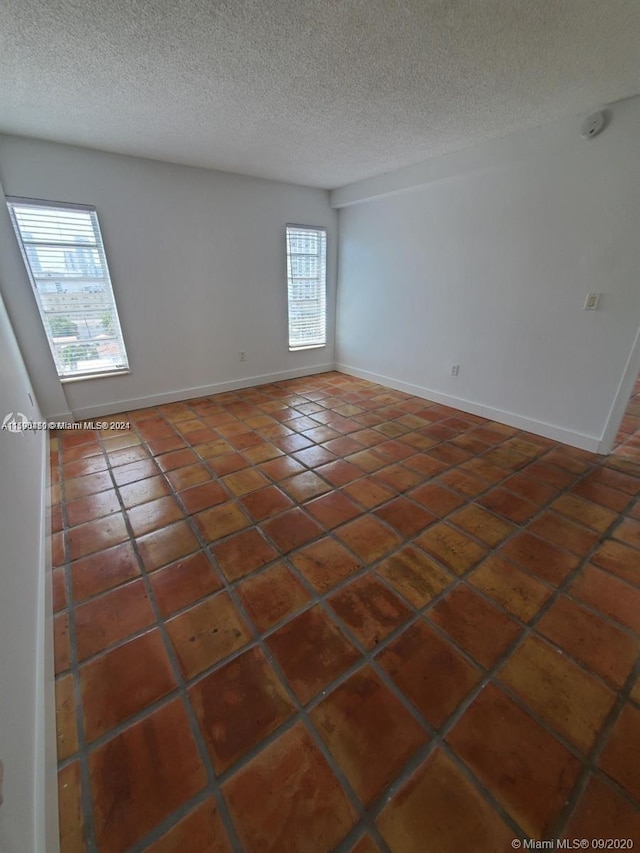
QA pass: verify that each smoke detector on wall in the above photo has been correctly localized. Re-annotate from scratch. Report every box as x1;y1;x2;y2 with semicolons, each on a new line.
580;111;606;140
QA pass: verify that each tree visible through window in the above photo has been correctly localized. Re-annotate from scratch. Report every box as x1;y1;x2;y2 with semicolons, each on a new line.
7;198;130;379
286;224;327;350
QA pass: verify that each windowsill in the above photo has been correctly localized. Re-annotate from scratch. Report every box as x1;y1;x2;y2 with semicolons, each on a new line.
289;344;327;352
60;369;131;384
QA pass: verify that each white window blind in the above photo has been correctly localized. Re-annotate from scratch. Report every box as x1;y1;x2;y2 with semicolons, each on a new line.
7;198;129;380
286;224;327;350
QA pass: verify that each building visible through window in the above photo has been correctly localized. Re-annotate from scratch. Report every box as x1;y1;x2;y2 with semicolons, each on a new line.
286;224;327;350
7;198;129;379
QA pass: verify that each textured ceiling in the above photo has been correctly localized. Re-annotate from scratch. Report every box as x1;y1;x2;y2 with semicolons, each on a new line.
1;0;639;188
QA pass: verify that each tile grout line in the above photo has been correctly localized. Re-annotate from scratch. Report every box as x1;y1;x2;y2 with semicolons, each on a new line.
51;372;640;850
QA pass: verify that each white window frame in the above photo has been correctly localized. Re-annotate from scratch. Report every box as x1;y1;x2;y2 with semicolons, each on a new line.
6;197;130;381
286;224;327;351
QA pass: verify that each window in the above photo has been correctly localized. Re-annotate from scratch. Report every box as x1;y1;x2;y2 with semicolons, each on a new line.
7;198;129;380
286;224;327;350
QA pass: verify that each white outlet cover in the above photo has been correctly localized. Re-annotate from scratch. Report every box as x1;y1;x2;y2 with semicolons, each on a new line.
584;293;601;310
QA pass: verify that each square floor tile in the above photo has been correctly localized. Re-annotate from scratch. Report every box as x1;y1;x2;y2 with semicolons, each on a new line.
403;454;447;478
374;464;423;493
291;537;362;592
586;466;640;496
310;666;427;805
536;595;638;689
335;516;401;563
429;584;521;668
68;513;129;561
70;541;141;602
346;450;387;473
407;482;465;517
469;555;552;622
376;546;453;608
613;517;640;550
144;797;233;853
377;621;481;727
149;551;223;617
280;471;332;502
118;475;171;509
208;452;250;477
564;775;640;841
137;520;200;571
267;605;360;704
212;528;278;582
291;446;336;468
447;683;581;837
89;699;206;851
65;470;114;502
416;523;488;576
305;491;362;529
315;459;362;487
501;472;558;507
374;497;435;537
376;747;512;853
343;477;395;509
478;488;538;524
80;629;177;742
239;485;294;521
223;468;270;497
243;442;284;465
348;834;382;853
590;539;640;588
528;511;599;556
328;574;412;650
259;456;306;481
375;439;415;461
179;480;229;515
66;489;121;527
498;634;615;754
223;722;356;853
75;578;155;661
126;495;184;537
194;502;250;545
155;448;198;472
437;469;490;499
499;531;580;586
190;646;295;773
449;504;514;547
112;459;160;487
51;531;65;567
55;673;78;761
570;564;640;633
54;612;71;675
166;591;252;679
237;562;311;633
52;567;66;613
551;493;617;534
262;508;323;553
58;762;84;853
598;704;640;802
108;446;150;469
572;478;633;513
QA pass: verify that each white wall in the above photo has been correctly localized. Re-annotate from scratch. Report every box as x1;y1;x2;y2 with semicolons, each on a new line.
0;136;337;420
334;97;640;451
0;283;57;850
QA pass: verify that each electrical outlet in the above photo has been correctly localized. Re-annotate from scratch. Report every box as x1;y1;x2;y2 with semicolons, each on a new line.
584;293;601;311
239;351;246;362
450;364;460;376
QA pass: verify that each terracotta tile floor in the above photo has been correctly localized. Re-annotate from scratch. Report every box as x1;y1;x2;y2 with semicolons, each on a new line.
51;371;640;852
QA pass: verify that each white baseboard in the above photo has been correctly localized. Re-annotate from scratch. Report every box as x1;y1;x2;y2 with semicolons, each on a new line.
336;363;601;453
66;363;335;420
34;430;60;853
